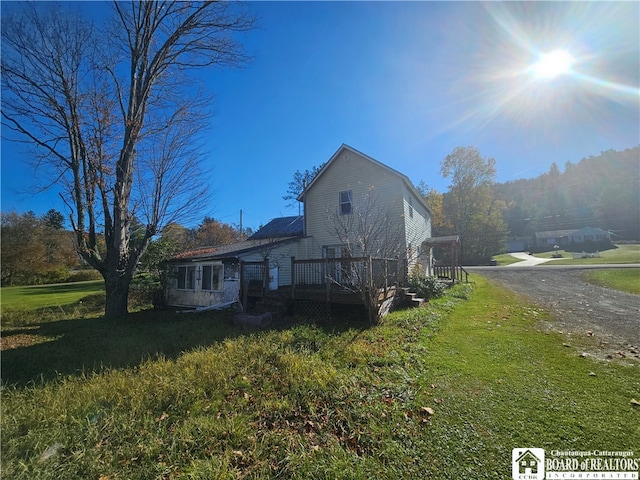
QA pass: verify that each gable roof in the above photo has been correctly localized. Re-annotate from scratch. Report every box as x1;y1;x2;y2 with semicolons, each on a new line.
297;144;432;215
248;216;303;240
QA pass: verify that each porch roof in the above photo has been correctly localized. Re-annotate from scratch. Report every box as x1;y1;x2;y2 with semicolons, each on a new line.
168;236;300;262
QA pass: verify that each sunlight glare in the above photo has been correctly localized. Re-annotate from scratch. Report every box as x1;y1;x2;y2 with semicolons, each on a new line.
530;49;575;79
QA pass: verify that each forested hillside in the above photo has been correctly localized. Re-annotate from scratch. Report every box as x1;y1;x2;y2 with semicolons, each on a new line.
495;146;640;240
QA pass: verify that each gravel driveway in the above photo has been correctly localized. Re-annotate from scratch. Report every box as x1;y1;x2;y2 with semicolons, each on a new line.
468;265;640;362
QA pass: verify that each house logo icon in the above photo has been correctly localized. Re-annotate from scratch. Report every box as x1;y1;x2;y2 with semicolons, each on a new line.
512;448;545;480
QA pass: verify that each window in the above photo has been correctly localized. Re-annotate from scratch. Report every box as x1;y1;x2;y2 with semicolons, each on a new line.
177;265;195;290
202;264;223;291
324;245;355;285
324;245;342;259
339;190;352;215
408;196;414;218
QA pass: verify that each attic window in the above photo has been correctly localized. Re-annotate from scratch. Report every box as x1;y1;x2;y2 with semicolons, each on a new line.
339;190;352;215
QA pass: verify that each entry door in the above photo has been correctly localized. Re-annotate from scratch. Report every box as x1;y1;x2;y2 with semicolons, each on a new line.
268;267;279;291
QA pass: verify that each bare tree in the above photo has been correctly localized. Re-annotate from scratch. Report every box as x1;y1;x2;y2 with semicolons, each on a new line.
325;190;405;321
1;2;254;317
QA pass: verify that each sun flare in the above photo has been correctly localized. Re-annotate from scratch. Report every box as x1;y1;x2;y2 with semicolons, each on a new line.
530;49;575;79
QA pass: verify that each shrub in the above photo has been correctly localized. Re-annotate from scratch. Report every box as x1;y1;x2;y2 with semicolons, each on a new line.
37;267;71;285
407;267;446;301
129;272;165;310
66;269;103;282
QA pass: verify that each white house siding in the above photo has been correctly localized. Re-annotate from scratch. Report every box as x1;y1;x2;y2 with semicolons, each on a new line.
240;239;315;288
569;227;610;243
402;185;432;270
166;239;307;307
238;240;303;287
303;149;408;258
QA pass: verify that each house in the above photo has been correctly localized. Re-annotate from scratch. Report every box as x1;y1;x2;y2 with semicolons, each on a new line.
534;227;611;250
296;144;432;265
166;144;432;314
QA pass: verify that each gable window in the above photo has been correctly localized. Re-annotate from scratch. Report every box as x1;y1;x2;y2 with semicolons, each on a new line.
177;265;195;290
339;190;352;215
202;264;223;291
408;196;414;218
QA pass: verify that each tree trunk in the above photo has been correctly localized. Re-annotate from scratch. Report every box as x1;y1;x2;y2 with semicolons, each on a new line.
104;275;131;318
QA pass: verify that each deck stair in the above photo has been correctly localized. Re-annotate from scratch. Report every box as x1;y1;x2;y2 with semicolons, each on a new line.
400;288;425;308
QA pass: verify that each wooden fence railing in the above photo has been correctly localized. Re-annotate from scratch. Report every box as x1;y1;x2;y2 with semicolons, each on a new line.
291;256;400;302
433;264;469;283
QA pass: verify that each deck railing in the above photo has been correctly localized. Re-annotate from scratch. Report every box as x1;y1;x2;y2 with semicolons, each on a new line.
239;260;268;305
239;256;403;315
291;256;400;301
433;264;469;283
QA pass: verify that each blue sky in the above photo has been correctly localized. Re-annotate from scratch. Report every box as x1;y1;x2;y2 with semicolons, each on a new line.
2;1;638;231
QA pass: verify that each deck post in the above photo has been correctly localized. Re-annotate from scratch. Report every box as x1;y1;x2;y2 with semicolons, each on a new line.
291;256;296;300
240;261;249;308
383;258;388;296
449;244;455;284
263;257;269;297
367;256;374;323
324;256;330;302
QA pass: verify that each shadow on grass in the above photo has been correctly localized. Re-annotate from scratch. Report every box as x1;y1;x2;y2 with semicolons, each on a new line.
20;281;104;294
1;304;371;387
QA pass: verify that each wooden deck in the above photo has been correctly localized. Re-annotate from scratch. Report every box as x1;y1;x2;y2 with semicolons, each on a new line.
241;256;403;319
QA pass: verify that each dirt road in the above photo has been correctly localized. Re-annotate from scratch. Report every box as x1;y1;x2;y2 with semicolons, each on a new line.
468;265;640;362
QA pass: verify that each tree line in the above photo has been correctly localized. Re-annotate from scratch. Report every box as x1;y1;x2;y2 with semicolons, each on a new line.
0;213;249;287
1;210;80;286
496;146;640;242
424;146;639;263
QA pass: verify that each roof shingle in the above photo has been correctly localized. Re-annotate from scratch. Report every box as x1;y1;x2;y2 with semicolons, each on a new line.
249;216;303;240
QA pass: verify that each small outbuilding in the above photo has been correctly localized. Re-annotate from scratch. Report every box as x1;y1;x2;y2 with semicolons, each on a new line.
165;216;303;309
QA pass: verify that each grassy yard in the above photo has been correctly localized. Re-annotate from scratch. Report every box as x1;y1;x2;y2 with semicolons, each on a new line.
490;253;524;266
536;243;640;265
1;277;638;479
1;280;104;312
582;269;640;295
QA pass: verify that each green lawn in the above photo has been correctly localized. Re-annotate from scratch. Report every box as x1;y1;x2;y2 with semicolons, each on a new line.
536;244;640;265
1;277;638;479
582;268;640;295
1;280;104;312
490;253;524;266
